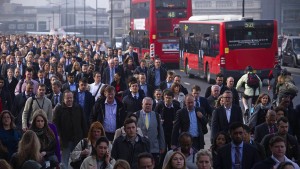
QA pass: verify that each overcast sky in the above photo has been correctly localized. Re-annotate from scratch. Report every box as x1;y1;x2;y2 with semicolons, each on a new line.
10;0;109;9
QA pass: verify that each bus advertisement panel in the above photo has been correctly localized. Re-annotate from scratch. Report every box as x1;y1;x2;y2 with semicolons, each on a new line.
179;15;278;83
129;0;192;66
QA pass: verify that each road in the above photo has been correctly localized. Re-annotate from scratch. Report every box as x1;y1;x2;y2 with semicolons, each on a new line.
171;68;300;149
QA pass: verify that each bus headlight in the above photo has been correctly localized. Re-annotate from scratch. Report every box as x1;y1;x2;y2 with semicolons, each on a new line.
297;54;300;60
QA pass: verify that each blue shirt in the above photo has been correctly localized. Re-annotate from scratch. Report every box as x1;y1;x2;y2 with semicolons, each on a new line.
140;84;148;96
103;99;117;132
155;69;160;87
69;82;76;92
188;109;199;137
77;90;85;110
231;142;244;169
110;68;115;84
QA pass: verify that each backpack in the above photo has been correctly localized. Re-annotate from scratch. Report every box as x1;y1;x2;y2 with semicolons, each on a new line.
247;73;260;89
278;82;298;96
70;138;88;169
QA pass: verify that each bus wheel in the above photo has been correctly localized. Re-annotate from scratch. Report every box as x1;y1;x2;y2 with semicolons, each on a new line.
206;64;213;84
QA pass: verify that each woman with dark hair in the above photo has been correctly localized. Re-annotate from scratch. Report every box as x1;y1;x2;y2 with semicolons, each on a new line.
123;57;136;82
80;137;115;169
210;131;230;165
111;72;126;102
70;121;107;167
170;82;185;108
0;110;21;161
10;130;44;169
30;110;58;167
248;93;272;129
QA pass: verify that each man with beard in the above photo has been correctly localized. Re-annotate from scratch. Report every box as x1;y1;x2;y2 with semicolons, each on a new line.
214;122;260;169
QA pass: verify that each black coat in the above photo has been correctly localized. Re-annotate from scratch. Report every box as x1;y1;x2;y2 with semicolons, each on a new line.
11;92;33;129
111;135;150;169
211;105;243;140
214;143;260;169
171;107;208;149
5;77;18;102
122;92;145;116
53;103;87;147
254;122;277;143
73;91;95;126
147;67;167;88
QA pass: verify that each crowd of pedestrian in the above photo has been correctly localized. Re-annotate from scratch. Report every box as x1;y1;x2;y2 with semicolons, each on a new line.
0;34;299;169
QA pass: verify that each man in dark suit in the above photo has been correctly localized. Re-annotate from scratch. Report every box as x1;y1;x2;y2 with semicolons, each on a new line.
138;73;153;98
102;58;123;85
122;78;145;116
73;78;95;127
90;86;126;141
191;85;212;122
159;70;175;91
204;73;226;98
254;110;277;143
211;90;243;142
47;80;63;108
174;75;188;95
124;44;139;66
253;136;300;169
147;58;167;89
214;122;260;169
133;59;148;76
62;73;78;92
11;81;34;130
1;56;16;78
171;94;208;150
243;125;266;160
16;56;27;77
221;76;240;106
36;70;52;94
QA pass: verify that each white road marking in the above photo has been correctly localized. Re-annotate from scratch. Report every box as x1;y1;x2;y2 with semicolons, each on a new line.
184;82;190;85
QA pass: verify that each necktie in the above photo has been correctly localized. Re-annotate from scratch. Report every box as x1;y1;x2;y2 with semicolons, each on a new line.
55;94;59;105
134;95;138;100
145;113;149;129
195;98;200;108
269;126;274;134
234;147;241;169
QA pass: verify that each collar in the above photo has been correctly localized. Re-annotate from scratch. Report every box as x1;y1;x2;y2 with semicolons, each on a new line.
77;89;85;93
105;99;117;105
224;105;232;110
165;103;174;108
231;141;244;149
132;93;139;98
187;108;195;112
271;155;290;164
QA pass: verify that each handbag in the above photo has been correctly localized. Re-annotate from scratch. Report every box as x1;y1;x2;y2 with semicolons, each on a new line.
70;139;88;169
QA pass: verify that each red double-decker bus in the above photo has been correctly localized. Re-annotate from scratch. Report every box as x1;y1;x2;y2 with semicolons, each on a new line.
178;15;278;83
129;0;192;66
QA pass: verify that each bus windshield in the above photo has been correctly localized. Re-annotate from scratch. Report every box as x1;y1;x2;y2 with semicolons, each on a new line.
225;21;274;49
156;0;187;8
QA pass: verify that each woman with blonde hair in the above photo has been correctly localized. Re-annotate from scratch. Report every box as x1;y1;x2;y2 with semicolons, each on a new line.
163;151;186;169
10;130;44;169
195;149;213;169
70;121;107;168
113;160;130;169
71;61;81;75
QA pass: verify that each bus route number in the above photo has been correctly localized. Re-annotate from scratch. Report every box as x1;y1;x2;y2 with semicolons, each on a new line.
245;22;254;28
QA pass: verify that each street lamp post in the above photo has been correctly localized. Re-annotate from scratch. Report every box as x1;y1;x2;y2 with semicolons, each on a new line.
242;0;245;17
74;0;76;34
96;0;98;42
65;0;68;27
52;11;55;29
110;0;113;46
84;0;86;40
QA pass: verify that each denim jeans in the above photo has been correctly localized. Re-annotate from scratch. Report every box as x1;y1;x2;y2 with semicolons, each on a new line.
61;141;76;169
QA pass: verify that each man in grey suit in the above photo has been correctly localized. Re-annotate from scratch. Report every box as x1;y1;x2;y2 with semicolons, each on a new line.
135;97;165;169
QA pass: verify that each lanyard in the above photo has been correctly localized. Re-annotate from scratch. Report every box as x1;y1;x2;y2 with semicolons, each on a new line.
36;97;45;109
